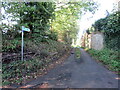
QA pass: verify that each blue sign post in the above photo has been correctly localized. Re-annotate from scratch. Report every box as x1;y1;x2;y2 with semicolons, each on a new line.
21;26;30;61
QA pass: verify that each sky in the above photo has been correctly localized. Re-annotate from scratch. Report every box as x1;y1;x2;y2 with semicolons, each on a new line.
76;0;119;45
1;7;18;26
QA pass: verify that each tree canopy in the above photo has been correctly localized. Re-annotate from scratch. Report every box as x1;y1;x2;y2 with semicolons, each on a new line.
2;1;97;43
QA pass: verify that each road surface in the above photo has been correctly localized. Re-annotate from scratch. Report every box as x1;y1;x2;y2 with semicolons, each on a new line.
22;48;119;88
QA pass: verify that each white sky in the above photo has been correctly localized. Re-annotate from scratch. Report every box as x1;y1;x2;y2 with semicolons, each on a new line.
76;0;119;45
1;7;18;25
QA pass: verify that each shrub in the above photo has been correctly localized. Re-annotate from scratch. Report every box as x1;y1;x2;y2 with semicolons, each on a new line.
93;11;120;50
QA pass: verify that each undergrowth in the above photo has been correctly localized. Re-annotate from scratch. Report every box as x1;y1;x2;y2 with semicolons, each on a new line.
87;48;120;74
2;37;71;86
2;58;49;85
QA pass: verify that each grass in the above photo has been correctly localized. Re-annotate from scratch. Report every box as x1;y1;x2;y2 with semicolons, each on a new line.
87;48;120;74
74;48;81;59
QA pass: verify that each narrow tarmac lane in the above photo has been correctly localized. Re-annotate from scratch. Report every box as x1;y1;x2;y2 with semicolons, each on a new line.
23;48;118;88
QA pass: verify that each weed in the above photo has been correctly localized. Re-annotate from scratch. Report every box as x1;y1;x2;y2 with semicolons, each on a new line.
87;48;120;73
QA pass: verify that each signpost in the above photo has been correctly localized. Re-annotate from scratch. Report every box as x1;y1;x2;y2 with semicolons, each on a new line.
21;26;30;61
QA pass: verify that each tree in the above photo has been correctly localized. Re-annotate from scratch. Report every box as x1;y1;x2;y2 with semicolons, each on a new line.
51;1;97;44
2;1;97;43
2;2;55;37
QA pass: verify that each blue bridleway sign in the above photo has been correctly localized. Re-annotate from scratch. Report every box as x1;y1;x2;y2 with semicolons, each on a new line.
21;26;30;61
22;26;30;32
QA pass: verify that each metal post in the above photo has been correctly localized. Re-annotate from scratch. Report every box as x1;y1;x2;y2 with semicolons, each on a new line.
21;30;24;61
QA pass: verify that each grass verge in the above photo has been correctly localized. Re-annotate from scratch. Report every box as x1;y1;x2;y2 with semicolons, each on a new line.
87;48;120;74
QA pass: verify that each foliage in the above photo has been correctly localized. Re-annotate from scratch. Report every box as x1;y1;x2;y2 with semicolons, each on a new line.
2;2;55;38
2;37;70;85
87;48;120;73
51;1;97;44
75;48;81;59
93;18;107;32
2;1;97;43
92;11;120;49
2;38;21;52
2;59;44;85
46;30;58;41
